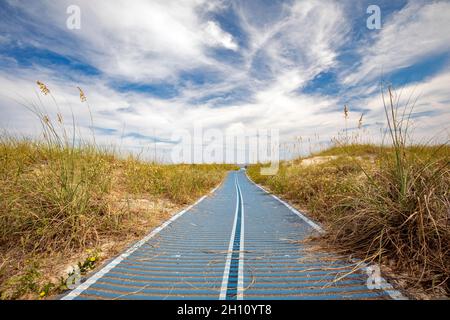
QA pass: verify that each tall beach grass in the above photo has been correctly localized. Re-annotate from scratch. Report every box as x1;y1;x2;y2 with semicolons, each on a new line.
0;82;237;299
248;85;450;297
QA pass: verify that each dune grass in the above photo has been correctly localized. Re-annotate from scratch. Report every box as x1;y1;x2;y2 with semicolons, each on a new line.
0;137;235;299
249;145;449;297
248;86;450;297
0;82;237;299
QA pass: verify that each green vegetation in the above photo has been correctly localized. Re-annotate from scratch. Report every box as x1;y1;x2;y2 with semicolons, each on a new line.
0;137;235;299
0;81;237;299
249;87;449;297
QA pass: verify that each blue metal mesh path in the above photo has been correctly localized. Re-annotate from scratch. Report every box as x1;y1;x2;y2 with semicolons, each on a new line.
62;170;404;300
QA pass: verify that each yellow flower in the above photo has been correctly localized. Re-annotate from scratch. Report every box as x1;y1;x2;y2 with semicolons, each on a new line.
89;256;96;262
39;291;46;298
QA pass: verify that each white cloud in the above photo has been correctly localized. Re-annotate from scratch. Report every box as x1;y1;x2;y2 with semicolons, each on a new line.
233;0;350;95
363;68;450;123
203;21;239;51
343;0;450;85
1;0;449;162
2;62;448;162
4;0;236;82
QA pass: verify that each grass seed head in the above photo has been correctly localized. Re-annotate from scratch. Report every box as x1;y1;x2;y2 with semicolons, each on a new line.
77;87;87;103
344;105;349;119
36;81;50;95
358;113;363;129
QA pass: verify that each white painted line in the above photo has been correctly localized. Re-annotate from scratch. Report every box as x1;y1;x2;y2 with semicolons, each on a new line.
209;182;221;194
245;171;407;300
236;179;245;300
219;174;239;300
61;182;221;300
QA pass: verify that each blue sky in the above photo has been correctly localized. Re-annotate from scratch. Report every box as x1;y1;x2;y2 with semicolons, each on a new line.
0;0;449;161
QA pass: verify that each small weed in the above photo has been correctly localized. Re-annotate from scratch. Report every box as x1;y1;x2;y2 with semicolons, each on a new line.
78;250;99;274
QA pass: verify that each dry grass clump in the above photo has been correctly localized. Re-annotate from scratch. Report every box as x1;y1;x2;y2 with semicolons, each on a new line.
326;146;449;295
0;137;122;299
248;86;450;297
0;139;117;252
0;81;236;299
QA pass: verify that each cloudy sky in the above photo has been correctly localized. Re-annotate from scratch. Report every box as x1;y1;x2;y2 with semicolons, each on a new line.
0;0;449;162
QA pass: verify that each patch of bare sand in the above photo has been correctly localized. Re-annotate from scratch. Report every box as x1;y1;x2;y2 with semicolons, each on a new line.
300;156;338;166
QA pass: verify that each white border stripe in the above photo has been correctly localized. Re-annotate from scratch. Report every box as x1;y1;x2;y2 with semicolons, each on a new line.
219;175;239;300
61;184;220;300
244;171;407;300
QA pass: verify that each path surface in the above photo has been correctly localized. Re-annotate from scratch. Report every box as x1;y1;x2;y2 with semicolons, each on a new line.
62;170;399;300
